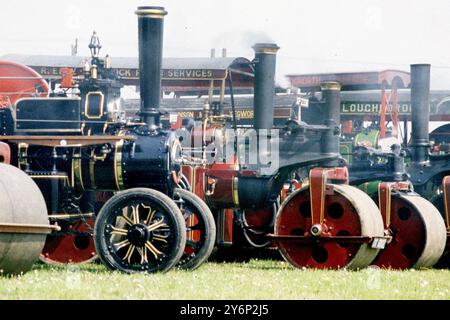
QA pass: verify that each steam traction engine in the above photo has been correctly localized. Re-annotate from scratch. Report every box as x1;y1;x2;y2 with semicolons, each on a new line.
180;59;447;269
179;41;393;268
0;6;216;273
1;5;386;272
0;5;446;274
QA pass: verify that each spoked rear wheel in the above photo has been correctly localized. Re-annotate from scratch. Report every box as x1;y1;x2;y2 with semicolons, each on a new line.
275;184;384;269
94;188;186;273
173;189;216;270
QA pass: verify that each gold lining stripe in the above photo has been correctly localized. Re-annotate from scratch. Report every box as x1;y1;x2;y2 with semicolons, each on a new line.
30;175;68;179
232;177;239;206
49;213;95;219
114;139;124;190
84;91;105;119
73;148;84;191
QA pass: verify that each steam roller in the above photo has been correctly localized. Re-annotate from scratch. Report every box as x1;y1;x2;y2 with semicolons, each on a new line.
0;142;56;275
274;173;384;269
269;83;385;269
345;64;447;269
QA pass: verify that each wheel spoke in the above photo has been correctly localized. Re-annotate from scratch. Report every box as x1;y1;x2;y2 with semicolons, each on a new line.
145;241;163;259
123;244;136;263
144;206;155;225
120;214;134;226
131;204;140;224
114;239;131;250
148;219;168;232
111;225;128;236
137;246;148;264
154;228;171;233
153;234;169;243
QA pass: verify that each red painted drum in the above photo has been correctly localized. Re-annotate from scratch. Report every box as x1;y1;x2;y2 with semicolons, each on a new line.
372;194;446;269
275;185;384;269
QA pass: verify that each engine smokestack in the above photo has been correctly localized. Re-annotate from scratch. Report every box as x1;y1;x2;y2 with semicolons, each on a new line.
320;81;341;155
410;64;431;163
135;6;167;129
252;43;280;130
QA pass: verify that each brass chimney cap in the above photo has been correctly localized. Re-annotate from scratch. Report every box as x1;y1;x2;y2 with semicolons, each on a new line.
135;6;168;18
252;43;280;55
320;81;341;91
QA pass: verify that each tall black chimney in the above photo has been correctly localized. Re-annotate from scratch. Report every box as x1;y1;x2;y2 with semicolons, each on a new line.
135;6;167;130
410;64;431;163
320;81;341;155
253;43;280;130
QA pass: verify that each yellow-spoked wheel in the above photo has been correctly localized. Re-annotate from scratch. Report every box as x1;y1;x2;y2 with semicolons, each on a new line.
94;188;186;273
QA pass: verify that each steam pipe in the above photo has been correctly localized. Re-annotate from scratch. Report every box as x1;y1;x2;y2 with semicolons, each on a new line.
135;6;167;130
410;64;431;163
252;43;280;130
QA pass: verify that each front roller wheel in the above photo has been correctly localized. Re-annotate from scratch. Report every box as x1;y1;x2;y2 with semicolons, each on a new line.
372;194;446;269
94;188;186;273
173;189;216;270
275;184;384;269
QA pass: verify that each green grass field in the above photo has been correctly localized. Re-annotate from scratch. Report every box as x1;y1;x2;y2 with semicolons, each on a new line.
1;259;449;300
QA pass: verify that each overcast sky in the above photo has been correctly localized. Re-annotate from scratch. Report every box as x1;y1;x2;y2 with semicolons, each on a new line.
1;0;450;88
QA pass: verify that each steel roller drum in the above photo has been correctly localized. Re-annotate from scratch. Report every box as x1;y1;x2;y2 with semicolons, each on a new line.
0;163;53;275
